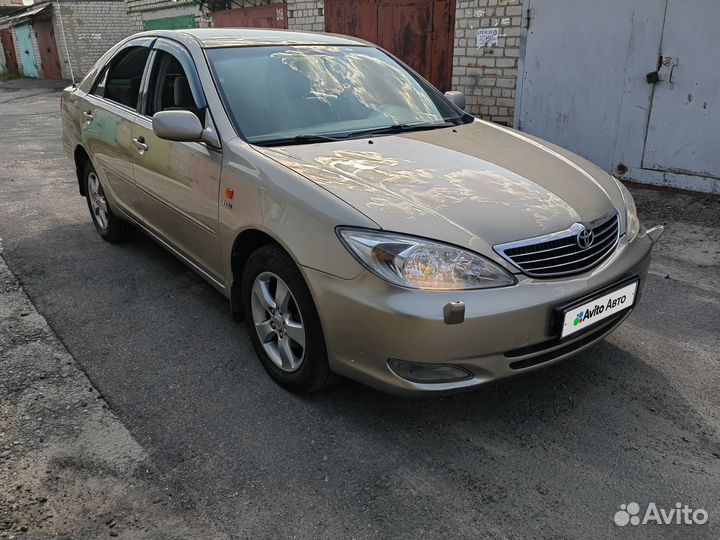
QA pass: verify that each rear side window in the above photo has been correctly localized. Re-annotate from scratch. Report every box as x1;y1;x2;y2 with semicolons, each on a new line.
93;46;150;110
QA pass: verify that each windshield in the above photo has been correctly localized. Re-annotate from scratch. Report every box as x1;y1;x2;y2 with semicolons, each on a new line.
206;45;471;145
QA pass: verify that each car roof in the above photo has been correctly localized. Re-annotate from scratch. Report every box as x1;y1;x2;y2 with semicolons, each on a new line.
141;28;373;48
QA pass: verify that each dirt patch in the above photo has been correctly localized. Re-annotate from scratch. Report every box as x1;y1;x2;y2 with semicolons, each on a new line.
630;185;720;293
0;249;225;539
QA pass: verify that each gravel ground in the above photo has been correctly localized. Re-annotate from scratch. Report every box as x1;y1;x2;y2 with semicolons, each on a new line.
0;79;718;539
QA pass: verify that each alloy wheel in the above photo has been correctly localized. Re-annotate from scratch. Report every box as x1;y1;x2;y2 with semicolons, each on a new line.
250;271;306;372
87;172;109;230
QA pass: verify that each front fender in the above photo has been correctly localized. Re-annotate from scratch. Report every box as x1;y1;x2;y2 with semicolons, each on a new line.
218;139;378;288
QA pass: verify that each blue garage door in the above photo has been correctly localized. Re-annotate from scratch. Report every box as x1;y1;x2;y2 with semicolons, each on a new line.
14;24;39;78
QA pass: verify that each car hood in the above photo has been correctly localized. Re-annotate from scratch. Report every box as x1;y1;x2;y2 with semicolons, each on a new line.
255;120;624;258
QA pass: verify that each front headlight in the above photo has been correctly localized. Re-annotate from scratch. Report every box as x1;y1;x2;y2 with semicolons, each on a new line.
615;179;640;241
337;228;516;290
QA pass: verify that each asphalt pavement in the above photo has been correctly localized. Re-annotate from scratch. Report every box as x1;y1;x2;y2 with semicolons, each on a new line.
0;79;718;539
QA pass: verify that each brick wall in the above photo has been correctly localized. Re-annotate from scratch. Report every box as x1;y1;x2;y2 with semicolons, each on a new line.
286;0;323;32
452;0;522;125
51;0;142;80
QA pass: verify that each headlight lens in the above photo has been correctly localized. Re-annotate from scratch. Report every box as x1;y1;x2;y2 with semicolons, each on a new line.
337;228;516;290
615;179;640;241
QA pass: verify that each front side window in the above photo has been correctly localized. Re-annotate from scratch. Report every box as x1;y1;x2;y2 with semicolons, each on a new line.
95;46;150;110
146;50;204;122
206;45;471;145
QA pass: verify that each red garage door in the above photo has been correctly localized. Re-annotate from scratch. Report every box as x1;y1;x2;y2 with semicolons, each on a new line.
35;19;62;80
213;4;288;28
325;0;455;91
0;28;19;76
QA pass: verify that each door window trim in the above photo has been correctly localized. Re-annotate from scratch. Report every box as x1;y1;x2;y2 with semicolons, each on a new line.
137;49;158;117
139;37;208;118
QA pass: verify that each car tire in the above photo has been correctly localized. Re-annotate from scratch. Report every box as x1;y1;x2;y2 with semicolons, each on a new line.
84;161;135;243
242;244;334;393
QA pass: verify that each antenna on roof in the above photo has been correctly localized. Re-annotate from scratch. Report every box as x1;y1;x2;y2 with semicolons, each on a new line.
55;0;75;84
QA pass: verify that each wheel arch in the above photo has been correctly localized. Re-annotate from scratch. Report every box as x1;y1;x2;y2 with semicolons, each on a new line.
230;228;286;321
73;145;91;196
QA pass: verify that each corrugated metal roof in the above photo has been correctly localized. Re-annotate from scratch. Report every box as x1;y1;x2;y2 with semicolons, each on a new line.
0;2;50;26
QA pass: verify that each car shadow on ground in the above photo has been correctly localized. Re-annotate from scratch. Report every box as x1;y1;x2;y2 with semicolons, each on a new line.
16;217;715;445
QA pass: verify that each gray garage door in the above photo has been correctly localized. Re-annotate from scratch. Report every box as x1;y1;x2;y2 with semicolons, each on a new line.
515;0;720;194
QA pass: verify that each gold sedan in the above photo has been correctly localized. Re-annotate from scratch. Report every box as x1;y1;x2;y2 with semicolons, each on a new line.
61;29;663;395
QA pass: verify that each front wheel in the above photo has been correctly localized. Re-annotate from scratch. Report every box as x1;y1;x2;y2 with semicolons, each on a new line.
242;245;333;393
84;161;134;243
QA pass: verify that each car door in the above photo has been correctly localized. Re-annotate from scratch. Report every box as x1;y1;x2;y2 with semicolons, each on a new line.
132;39;223;282
80;39;153;221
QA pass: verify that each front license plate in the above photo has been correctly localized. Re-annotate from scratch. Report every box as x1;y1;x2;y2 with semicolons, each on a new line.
561;281;638;338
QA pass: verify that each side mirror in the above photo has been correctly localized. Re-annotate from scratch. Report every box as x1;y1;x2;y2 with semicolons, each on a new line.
152;110;203;142
444;90;466;111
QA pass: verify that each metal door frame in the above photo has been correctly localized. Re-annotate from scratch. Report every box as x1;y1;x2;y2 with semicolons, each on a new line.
513;0;530;130
514;0;718;193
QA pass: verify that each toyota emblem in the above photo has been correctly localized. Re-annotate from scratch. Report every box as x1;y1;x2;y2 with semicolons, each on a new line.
576;228;594;249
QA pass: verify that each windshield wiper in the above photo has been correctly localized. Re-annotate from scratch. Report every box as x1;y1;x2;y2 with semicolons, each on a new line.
293;134;349;143
256;133;350;147
345;121;457;139
255;122;457;147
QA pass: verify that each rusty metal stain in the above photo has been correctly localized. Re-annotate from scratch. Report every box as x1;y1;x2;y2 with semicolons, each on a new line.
324;0;455;92
213;3;289;29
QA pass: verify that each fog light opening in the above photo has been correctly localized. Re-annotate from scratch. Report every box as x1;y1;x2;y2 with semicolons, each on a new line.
387;359;473;384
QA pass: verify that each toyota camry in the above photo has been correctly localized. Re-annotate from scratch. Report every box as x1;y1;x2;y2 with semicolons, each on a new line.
61;29;663;395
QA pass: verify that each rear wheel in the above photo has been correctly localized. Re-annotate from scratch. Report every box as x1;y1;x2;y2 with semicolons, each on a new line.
84;161;134;242
242;245;333;393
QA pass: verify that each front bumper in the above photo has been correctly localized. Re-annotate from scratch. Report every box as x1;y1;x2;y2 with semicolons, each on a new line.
303;232;655;396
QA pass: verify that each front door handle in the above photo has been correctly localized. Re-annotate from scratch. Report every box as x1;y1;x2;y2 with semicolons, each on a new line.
82;111;93;120
132;137;148;153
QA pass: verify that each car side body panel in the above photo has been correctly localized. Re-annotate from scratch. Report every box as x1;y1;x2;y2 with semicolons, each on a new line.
130;39;225;281
81;95;143;218
132;114;225;281
218;138;379;288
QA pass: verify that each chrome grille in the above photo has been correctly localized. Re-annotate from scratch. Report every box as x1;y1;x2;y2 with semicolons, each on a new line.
494;213;620;278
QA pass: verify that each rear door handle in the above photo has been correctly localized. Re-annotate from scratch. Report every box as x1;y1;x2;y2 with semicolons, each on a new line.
82;111;93;120
132;137;148;153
